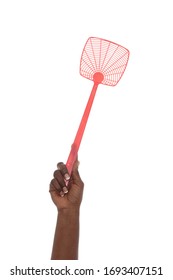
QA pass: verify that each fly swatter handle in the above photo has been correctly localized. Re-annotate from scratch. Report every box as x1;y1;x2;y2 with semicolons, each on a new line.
66;82;99;175
66;143;78;176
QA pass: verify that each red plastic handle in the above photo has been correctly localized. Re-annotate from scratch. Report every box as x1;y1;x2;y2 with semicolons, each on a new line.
66;82;99;175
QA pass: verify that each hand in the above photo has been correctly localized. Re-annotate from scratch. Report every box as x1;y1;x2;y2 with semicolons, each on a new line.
49;158;84;211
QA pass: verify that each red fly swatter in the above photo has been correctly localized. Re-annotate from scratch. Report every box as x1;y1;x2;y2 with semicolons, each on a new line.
66;37;130;175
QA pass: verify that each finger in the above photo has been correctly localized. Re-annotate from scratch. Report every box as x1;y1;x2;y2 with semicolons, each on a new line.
57;162;70;181
53;170;68;193
50;178;64;197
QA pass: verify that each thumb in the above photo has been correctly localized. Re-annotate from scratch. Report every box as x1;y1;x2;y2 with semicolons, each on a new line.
71;156;81;184
72;156;80;171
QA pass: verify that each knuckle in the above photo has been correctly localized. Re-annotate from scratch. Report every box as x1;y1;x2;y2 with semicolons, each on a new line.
49;179;55;192
50;178;56;186
53;169;60;178
57;162;65;169
61;167;68;176
57;161;64;166
57;163;68;175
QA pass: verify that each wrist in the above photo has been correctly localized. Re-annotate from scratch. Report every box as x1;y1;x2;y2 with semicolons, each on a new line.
58;207;80;216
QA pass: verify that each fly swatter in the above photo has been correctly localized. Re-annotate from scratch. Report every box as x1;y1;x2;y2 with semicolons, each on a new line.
66;37;130;175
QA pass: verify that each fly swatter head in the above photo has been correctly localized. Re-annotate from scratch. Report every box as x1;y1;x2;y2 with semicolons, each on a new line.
80;37;130;86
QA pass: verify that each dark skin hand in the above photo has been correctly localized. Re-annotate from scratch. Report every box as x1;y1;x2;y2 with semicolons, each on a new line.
49;158;84;260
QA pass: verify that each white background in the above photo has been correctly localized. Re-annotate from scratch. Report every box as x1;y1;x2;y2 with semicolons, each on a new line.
0;0;173;279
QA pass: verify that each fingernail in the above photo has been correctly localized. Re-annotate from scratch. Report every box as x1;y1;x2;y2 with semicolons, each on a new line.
64;173;70;181
63;186;68;194
60;191;64;197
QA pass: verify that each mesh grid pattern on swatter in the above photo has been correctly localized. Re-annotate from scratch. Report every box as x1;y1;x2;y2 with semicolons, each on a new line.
80;37;130;86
